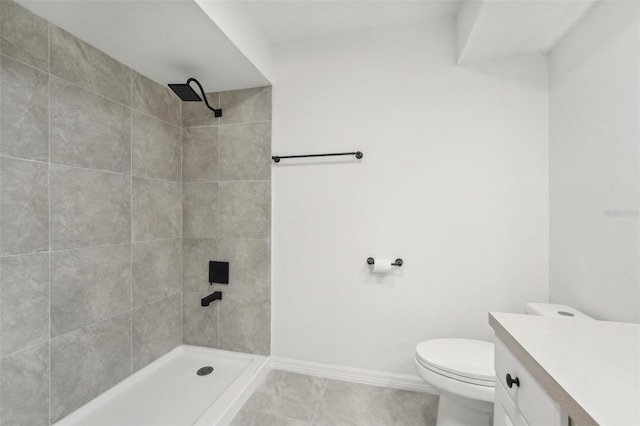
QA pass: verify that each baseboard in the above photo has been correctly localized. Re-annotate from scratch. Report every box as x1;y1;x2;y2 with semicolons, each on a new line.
270;356;437;394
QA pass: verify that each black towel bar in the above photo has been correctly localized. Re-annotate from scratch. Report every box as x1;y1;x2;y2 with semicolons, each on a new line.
272;151;363;163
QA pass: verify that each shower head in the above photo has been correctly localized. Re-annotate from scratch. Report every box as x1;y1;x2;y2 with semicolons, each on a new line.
168;83;202;102
168;78;222;117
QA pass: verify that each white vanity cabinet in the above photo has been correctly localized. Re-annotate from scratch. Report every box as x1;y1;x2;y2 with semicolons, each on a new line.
493;338;567;426
490;312;640;426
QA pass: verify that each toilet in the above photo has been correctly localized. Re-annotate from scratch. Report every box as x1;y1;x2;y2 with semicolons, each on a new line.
414;303;593;426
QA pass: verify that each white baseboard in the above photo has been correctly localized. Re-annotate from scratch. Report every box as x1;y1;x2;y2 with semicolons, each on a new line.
270;356;437;394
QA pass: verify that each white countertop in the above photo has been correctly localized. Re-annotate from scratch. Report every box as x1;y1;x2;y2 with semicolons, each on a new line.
490;312;640;426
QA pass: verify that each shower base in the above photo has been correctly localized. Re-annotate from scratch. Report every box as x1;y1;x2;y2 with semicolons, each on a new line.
54;345;269;426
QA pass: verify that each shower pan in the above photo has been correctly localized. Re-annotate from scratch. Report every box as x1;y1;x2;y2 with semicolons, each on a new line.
54;346;269;426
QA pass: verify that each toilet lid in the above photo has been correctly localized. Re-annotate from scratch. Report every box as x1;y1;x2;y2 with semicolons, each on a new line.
416;338;495;383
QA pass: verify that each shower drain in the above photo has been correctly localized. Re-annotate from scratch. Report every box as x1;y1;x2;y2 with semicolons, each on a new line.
197;366;214;376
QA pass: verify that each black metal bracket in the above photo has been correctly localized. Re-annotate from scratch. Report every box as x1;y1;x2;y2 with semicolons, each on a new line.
187;78;222;117
272;151;363;163
367;258;403;267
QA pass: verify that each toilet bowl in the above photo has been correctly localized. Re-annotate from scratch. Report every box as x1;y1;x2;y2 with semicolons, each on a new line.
415;303;593;426
415;338;494;426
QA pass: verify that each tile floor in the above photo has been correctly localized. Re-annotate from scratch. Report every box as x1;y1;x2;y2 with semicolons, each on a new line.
230;370;439;426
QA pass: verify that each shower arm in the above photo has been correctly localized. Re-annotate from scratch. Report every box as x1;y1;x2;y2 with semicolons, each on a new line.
187;78;222;117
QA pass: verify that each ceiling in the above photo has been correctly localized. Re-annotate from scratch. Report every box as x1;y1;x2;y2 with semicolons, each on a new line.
17;0;271;92
16;0;598;91
457;0;598;64
17;0;461;91
241;1;461;46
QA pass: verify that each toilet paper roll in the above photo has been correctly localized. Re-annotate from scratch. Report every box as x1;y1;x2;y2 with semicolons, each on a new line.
373;259;392;273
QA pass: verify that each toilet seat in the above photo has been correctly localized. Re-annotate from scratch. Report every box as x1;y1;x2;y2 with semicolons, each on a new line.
415;339;495;387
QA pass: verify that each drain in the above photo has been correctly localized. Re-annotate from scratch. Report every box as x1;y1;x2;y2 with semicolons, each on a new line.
197;366;214;376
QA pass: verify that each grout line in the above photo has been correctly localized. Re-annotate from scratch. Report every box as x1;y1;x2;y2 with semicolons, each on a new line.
216;107;221;349
0;154;182;184
131;291;182;314
47;21;52;426
0;32;3;379
187;179;272;184
0;339;51;361
130;69;134;376
0;52;49;75
48;308;134;349
218;121;272;127
180;99;184;346
52;72;180;129
130;105;182;130
179;237;270;243
0;154;269;185
309;379;329;426
183;120;271;130
3;52;183;129
0;238;182;260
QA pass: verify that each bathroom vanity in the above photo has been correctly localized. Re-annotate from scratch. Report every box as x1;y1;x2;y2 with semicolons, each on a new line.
490;312;640;426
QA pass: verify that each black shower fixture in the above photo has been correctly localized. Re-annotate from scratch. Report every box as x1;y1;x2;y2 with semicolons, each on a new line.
168;78;222;117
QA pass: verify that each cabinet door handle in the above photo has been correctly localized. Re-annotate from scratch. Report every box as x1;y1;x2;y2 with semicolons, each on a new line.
506;373;520;388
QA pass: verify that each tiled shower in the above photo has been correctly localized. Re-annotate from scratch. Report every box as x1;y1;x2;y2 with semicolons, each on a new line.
181;87;272;354
0;1;271;424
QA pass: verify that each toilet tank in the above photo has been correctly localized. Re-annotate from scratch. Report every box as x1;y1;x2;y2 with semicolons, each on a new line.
525;303;593;319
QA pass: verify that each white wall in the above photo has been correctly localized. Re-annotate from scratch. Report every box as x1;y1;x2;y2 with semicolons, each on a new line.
271;19;549;375
549;1;639;323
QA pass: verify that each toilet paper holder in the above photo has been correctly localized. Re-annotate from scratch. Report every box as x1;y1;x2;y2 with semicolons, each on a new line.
367;257;403;267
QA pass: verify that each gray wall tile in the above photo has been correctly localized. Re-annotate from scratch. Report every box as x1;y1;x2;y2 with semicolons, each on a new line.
0;253;49;356
132;70;181;126
50;312;132;423
182;238;218;293
214;239;270;301
132;110;181;181
181;86;271;350
132;177;181;241
50;25;131;105
220;86;271;124
132;293;181;371
51;244;131;337
182;292;218;348
50;76;131;173
0;157;49;255
0;342;49;426
182;91;219;128
50;165;131;250
0;0;48;71
219;181;271;239
219;294;270;355
219;122;271;181
183;183;218;239
0;55;49;161
133;238;181;309
182;126;218;182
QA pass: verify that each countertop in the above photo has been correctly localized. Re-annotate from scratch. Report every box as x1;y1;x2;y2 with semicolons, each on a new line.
489;312;640;426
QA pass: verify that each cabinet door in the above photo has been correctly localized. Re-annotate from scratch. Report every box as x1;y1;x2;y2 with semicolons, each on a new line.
495;379;528;426
495;337;564;426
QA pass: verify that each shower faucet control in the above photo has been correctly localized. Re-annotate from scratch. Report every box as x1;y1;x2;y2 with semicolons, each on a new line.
201;291;222;307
